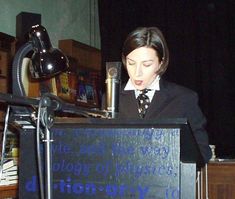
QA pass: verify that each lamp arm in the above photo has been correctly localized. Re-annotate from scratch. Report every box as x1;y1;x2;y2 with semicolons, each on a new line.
12;42;33;96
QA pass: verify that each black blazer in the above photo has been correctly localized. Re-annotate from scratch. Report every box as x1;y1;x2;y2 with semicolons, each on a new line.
118;79;212;163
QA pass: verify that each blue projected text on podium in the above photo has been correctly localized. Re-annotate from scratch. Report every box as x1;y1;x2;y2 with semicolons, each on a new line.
25;127;181;199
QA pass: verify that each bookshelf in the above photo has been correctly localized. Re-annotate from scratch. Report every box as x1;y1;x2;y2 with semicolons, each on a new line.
0;32;16;122
58;39;102;108
0;32;16;159
0;32;18;199
58;39;102;71
0;184;17;198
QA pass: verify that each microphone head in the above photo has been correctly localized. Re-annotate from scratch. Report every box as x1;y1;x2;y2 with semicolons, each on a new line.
106;62;121;80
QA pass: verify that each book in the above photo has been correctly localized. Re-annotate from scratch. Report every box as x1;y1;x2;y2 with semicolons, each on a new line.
1;173;18;181
2;169;17;176
76;70;101;108
39;77;57;96
2;130;19;159
56;71;78;103
2;159;17;171
0;178;18;185
3;165;17;173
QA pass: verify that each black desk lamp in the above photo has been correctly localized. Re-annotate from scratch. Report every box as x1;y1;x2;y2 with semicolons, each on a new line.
11;24;68;199
29;24;69;79
12;24;69;97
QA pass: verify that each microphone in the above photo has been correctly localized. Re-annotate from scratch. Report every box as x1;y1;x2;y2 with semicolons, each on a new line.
105;62;121;118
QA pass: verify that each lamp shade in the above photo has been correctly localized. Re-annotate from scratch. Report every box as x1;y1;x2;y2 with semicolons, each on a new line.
29;24;69;79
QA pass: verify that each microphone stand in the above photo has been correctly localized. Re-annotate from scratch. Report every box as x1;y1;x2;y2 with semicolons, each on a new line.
37;96;54;199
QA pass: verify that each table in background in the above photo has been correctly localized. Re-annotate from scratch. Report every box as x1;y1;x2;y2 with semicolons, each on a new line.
202;160;235;199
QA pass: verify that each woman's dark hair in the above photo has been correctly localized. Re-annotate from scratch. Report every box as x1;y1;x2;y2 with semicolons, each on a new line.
122;27;169;76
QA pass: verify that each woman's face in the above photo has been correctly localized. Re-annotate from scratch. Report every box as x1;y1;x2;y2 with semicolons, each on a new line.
126;47;161;90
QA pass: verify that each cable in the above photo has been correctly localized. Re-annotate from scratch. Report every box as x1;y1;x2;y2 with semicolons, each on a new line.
36;97;45;199
12;42;33;96
197;171;201;199
201;167;203;199
205;163;209;199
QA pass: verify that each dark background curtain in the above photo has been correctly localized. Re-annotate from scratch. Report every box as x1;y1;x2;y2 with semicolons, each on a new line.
98;0;235;158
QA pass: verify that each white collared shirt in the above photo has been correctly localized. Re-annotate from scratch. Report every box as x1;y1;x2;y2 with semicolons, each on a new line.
124;75;160;102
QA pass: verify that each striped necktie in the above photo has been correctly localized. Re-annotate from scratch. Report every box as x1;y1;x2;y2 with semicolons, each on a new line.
137;89;151;118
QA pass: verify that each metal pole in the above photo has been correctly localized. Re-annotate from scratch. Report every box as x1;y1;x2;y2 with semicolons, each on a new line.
44;127;53;199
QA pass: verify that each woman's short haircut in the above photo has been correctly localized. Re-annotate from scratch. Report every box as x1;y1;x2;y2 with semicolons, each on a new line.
122;27;169;76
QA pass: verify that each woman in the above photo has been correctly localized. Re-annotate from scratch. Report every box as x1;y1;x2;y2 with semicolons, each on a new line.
119;27;211;163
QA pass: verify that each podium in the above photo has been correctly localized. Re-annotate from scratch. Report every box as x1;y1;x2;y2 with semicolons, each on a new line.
18;118;204;199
